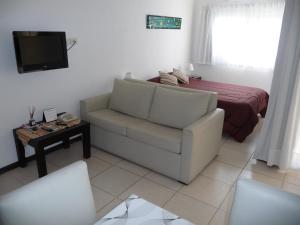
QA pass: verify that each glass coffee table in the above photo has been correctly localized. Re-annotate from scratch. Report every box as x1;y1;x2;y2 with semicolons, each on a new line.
95;195;194;225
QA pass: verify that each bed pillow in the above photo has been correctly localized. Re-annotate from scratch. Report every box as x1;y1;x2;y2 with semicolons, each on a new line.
109;79;155;119
172;68;189;84
149;87;210;129
159;71;178;86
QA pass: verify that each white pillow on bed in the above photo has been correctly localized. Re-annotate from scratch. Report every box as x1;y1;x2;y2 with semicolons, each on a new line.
159;71;178;86
172;68;189;84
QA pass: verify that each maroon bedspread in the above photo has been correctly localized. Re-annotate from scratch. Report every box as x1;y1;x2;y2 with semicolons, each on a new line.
148;77;269;142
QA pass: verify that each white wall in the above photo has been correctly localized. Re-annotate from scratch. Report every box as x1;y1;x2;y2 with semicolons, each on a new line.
0;0;194;169
192;0;274;92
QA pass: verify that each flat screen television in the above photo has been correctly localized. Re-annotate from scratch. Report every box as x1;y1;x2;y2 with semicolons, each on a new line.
13;31;68;73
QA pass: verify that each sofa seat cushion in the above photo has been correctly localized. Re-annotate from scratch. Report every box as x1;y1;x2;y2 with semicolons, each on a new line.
87;109;144;136
127;120;182;154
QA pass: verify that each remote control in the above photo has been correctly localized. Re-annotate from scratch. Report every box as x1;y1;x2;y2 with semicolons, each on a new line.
42;127;54;132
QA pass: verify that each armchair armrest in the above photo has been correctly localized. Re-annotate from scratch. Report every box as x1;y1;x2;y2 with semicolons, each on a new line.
80;93;111;121
180;108;225;184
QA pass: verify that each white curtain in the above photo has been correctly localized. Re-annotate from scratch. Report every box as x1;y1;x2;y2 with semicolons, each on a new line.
253;0;300;169
192;0;285;69
191;7;212;64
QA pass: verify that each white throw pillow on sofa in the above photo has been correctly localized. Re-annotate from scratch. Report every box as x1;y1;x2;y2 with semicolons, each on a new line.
149;87;210;129
109;79;155;120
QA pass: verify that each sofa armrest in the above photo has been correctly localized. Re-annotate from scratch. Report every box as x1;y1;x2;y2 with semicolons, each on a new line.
80;93;111;121
180;108;225;184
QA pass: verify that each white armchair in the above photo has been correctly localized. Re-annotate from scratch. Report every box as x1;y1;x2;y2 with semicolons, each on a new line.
0;161;96;225
228;179;300;225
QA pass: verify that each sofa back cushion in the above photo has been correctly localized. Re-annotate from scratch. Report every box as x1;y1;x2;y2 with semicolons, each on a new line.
109;79;155;119
125;78;217;113
149;87;210;129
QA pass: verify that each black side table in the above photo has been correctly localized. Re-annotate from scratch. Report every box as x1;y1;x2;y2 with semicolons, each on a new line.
13;120;91;178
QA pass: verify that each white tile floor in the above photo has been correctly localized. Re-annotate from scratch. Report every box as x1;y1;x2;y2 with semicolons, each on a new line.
1;119;300;225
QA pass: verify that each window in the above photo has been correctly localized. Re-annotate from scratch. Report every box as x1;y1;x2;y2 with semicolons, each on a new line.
194;1;285;69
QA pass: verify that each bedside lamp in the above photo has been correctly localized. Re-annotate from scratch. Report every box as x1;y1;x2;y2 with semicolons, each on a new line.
188;63;194;76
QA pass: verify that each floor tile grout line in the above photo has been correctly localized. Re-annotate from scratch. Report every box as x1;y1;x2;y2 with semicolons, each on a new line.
242;155;286;182
143;176;182;192
162;185;219;225
174;171;233;210
91;151;183;193
211;151;254;213
214;153;253;169
89;163;114;179
92;150;151;177
91;154;121;165
92;168;144;198
245;168;286;182
200;172;240;186
114;164;150;177
93;169;158;216
91;174;145;215
221;143;256;153
112;168;158;201
206;206;224;225
95;196;127;215
161;177;219;224
242;168;285;183
162;188;178;208
171;171;237;210
207;145;258;225
206;150;255;225
92;162;194;208
116;175;146;199
282;173;300;188
95;198;115;214
91;184;116;198
171;190;219;210
215;158;252;169
91;147;124;165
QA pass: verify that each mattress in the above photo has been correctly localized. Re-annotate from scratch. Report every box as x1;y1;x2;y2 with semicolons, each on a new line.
148;77;269;142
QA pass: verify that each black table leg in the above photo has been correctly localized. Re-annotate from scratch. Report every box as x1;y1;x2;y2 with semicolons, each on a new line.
82;124;91;159
35;145;48;177
13;131;27;167
14;121;90;178
63;137;71;149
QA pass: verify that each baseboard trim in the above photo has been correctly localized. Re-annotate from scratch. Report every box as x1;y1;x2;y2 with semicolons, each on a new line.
0;136;82;175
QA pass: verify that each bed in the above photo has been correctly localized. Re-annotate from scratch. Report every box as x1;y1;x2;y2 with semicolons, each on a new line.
148;77;269;142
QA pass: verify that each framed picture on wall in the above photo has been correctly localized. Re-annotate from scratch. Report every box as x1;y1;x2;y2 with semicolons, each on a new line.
146;15;182;29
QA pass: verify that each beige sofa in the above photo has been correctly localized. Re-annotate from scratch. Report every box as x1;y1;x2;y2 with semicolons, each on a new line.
80;78;224;184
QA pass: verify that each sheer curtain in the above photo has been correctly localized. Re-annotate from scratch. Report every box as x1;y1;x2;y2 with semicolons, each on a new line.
253;0;300;170
191;7;212;64
192;0;285;69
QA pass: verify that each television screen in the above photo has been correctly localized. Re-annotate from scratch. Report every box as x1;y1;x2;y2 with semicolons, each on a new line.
13;31;68;73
